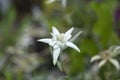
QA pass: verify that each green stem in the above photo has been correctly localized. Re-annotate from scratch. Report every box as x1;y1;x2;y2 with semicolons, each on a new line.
104;63;112;80
57;50;72;80
57;50;66;72
50;46;72;79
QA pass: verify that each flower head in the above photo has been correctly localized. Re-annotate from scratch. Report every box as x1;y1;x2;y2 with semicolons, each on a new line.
91;47;120;70
38;26;82;65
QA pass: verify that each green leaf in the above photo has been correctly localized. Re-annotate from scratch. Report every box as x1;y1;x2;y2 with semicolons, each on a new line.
70;51;84;75
5;71;13;80
91;1;116;48
80;38;99;55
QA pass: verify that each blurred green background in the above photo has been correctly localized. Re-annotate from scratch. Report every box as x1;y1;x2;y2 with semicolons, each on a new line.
0;0;120;80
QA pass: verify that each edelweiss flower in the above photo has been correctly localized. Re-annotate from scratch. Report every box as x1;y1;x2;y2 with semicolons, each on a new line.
91;50;120;70
38;27;82;65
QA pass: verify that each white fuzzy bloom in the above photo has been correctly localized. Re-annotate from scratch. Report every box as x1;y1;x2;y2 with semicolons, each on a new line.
91;50;120;70
38;27;82;65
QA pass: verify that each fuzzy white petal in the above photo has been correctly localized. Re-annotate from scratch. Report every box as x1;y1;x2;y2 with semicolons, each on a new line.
53;44;59;49
109;58;120;70
70;31;82;42
66;42;80;52
113;46;120;54
53;48;61;65
52;27;60;35
37;39;52;44
90;55;101;62
98;60;107;68
64;35;72;41
49;41;56;46
65;27;74;36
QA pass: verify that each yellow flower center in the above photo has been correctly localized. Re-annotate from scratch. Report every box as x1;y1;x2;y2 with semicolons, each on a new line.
57;33;64;42
101;50;111;60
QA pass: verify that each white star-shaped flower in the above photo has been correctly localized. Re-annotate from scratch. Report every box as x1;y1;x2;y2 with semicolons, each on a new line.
91;50;120;70
38;27;82;65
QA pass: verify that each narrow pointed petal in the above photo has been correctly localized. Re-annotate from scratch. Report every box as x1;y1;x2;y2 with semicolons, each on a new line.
52;27;60;35
113;46;120;55
65;27;74;36
109;58;120;70
98;60;107;68
66;42;80;52
53;48;61;65
90;55;101;62
64;35;72;41
70;31;82;42
49;41;56;46
37;39;52;44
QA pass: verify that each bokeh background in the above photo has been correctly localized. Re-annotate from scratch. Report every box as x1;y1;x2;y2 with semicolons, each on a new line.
0;0;120;80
